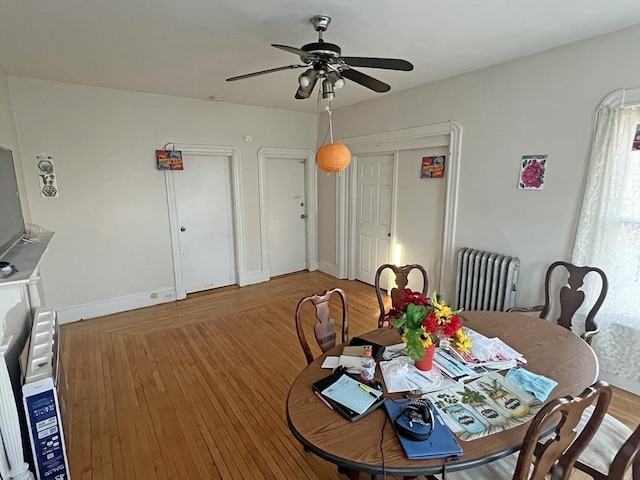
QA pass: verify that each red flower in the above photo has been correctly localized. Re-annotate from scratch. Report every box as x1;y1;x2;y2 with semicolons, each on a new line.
450;315;462;331
423;310;438;333
392;289;429;311
386;289;430;326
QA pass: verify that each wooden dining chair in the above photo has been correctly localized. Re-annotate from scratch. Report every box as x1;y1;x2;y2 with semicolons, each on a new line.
507;261;608;345
375;263;428;328
574;407;640;480
446;381;612;480
295;287;349;365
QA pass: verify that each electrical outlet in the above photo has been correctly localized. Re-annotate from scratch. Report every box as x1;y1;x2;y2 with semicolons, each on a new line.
164;292;175;300
150;293;158;299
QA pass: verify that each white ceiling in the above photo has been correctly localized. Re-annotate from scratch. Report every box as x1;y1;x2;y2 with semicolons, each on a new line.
1;1;639;114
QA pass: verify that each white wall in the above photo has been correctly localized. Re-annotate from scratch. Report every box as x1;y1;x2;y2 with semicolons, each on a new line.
7;78;317;321
318;25;640;307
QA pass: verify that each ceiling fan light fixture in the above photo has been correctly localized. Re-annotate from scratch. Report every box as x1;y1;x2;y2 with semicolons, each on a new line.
325;70;344;89
296;70;319;99
322;78;335;100
298;68;317;88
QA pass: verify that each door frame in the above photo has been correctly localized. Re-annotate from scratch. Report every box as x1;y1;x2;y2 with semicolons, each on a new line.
257;147;317;282
164;143;246;299
339;121;463;299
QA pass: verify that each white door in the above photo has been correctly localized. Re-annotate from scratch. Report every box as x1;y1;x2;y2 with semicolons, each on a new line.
265;158;307;277
175;154;236;293
355;154;394;285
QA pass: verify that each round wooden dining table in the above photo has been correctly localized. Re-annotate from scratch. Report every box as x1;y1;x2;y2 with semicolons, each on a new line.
286;311;599;478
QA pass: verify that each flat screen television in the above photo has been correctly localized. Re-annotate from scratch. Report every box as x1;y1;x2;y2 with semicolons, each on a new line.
0;146;26;260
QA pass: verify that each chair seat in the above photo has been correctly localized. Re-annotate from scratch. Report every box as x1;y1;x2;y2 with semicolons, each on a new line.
575;405;633;475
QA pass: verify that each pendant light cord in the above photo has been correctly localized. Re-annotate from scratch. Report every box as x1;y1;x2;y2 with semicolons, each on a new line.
326;100;334;143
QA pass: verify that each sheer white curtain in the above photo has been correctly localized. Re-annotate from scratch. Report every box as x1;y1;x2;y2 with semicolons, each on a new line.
572;90;640;392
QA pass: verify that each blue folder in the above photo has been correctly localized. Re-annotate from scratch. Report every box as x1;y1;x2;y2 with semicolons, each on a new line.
384;399;463;460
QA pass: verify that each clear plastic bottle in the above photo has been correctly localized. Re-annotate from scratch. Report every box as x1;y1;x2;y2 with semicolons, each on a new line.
360;345;375;384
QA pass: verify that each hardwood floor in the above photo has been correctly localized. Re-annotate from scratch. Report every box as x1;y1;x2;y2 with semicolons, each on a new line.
59;271;639;479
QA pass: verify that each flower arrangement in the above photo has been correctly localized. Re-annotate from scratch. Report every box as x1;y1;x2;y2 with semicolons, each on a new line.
387;289;471;361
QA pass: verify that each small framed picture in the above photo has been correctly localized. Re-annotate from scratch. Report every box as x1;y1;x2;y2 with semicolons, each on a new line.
420;155;445;178
518;155;547;190
156;150;183;170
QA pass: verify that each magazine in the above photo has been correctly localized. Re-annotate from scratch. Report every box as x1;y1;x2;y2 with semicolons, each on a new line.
447;327;526;369
425;372;542;441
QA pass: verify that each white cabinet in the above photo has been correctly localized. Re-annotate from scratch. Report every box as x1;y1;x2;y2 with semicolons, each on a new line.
0;232;53;480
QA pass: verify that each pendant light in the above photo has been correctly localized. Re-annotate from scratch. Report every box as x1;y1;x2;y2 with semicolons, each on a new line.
316;81;351;173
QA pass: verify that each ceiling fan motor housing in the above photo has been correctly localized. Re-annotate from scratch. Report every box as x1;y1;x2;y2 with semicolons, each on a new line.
301;42;341;62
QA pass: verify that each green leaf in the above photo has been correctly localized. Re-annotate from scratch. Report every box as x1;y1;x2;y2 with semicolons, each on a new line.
519;183;525;188
404;328;425;360
405;304;427;330
522;160;527;167
390;316;407;330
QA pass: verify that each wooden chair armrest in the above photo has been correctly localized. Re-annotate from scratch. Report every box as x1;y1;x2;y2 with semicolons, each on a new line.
507;305;544;313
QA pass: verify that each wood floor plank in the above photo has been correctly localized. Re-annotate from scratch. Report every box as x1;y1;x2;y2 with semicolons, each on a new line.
58;271;640;480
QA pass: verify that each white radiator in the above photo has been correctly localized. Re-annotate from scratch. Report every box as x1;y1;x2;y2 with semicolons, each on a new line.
455;248;520;311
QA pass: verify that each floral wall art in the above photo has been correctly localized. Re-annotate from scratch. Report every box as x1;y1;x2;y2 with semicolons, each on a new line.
518;154;547;190
37;154;59;197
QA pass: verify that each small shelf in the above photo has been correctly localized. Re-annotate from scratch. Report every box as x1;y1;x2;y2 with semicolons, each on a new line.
0;232;54;286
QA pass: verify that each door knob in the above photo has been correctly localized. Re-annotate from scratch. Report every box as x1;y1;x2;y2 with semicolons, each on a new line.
180;226;186;232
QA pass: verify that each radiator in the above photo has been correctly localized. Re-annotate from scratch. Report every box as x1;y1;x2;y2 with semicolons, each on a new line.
455;248;520;311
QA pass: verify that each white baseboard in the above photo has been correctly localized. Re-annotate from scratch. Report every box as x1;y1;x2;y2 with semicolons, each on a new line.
317;261;339;278
56;288;177;324
599;370;640;396
308;257;318;271
238;270;264;287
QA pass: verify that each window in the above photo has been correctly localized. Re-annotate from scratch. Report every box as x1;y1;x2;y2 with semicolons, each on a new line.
572;88;640;391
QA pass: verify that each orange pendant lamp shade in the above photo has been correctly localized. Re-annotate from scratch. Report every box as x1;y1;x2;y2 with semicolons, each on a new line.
316;142;351;173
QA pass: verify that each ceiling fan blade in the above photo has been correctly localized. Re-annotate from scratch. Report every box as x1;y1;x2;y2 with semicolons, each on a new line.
272;44;315;58
341;69;391;93
226;64;307;82
342;57;414;71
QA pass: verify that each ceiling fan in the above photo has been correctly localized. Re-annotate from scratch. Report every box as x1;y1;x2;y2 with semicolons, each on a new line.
226;15;414;100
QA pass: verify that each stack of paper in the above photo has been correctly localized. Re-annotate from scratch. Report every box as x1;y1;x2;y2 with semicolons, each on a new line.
447;328;525;369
